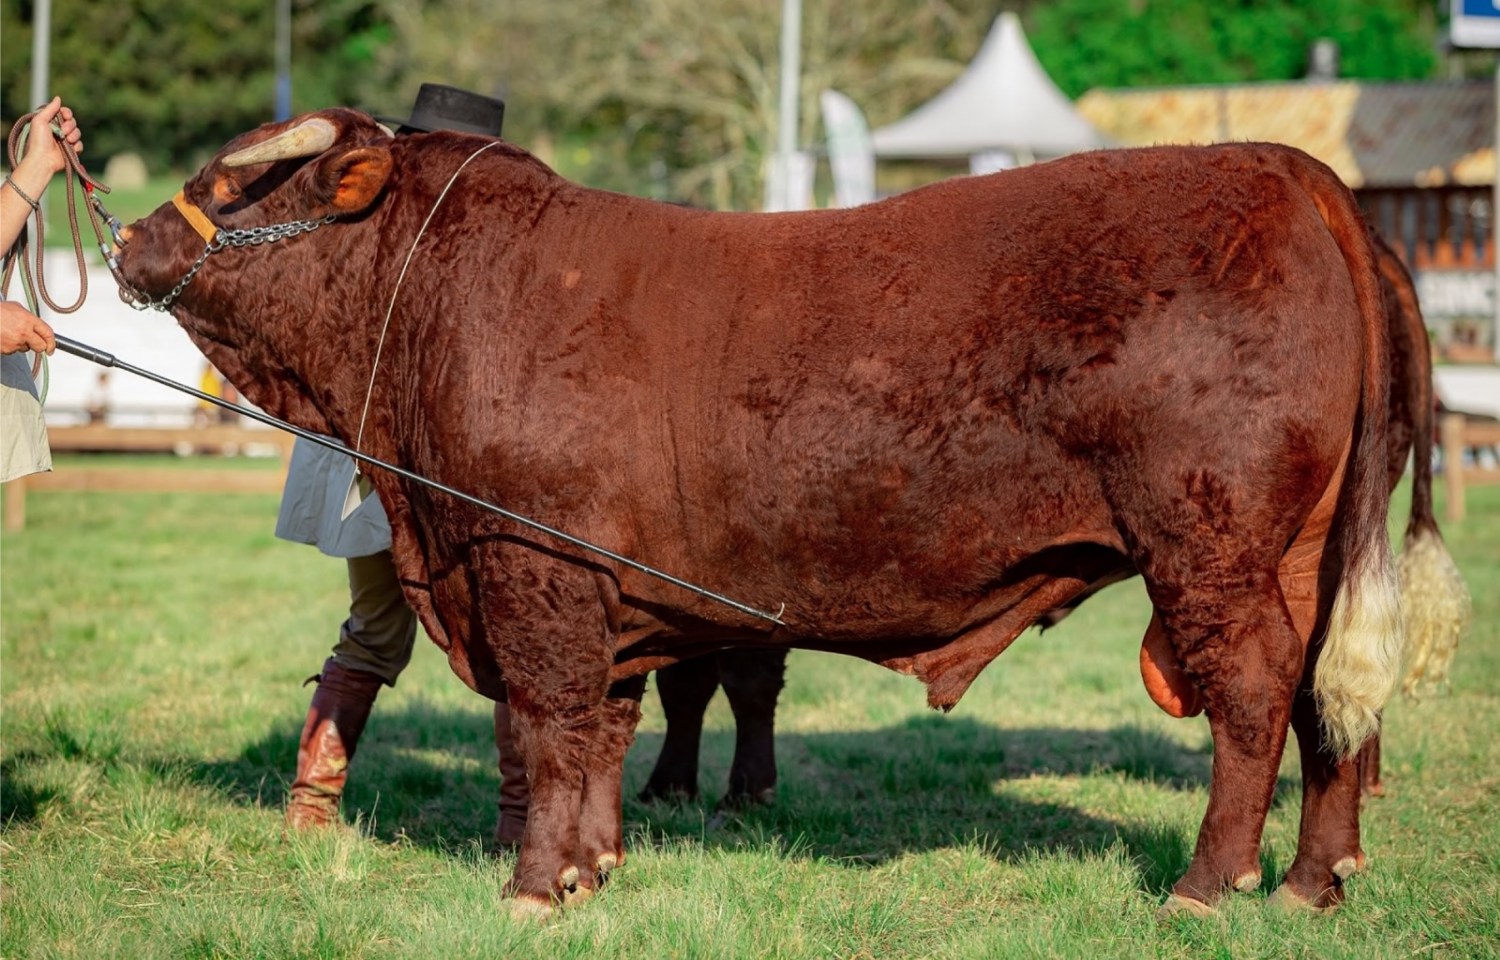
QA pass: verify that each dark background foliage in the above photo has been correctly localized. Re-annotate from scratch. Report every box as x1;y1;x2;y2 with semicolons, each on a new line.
0;1;1467;208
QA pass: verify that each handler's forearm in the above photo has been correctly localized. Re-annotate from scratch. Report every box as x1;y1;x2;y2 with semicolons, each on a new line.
1;158;56;252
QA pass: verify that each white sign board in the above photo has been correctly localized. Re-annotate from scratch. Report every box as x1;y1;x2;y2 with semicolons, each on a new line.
1452;0;1500;48
819;89;876;208
1416;270;1495;318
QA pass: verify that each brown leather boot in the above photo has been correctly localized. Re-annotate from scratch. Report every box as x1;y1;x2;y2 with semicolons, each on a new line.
494;700;531;849
285;659;386;830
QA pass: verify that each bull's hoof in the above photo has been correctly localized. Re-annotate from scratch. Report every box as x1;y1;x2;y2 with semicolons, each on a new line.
1266;884;1339;914
594;852;619;887
509;895;554;922
638;782;697;804
716;787;776;812
556;864;597;907
1156;894;1216;920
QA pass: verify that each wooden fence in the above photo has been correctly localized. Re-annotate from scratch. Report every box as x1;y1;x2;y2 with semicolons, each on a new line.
3;425;295;532
1441;412;1500;523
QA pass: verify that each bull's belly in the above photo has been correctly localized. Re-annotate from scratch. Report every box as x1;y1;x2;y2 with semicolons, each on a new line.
612;533;1133;702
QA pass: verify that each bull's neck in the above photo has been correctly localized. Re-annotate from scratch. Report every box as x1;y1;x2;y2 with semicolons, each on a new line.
176;227;390;447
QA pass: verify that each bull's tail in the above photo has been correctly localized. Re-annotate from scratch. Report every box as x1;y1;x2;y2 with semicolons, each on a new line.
1398;520;1472;697
1379;248;1474;697
1294;159;1405;759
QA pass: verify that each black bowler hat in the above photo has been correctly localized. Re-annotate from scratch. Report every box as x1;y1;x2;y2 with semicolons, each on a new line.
379;83;505;137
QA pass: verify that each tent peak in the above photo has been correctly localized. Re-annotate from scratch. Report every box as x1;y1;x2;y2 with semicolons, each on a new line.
870;12;1105;161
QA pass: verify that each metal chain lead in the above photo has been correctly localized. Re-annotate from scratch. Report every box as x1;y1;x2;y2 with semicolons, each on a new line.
219;215;336;248
120;214;337;312
123;241;216;311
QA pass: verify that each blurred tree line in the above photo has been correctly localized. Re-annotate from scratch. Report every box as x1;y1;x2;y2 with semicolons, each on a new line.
1028;0;1440;96
1;0;1450;210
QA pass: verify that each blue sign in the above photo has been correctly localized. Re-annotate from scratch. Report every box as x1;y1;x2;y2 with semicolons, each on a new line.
1453;0;1500;47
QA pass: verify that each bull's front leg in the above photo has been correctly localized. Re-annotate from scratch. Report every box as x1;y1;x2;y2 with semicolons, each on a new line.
470;553;623;915
577;675;646;891
503;689;599;914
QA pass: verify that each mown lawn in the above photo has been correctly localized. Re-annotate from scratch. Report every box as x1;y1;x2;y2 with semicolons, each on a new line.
1;465;1496;958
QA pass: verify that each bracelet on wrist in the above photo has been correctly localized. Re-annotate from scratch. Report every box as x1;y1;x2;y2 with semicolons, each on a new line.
4;175;40;210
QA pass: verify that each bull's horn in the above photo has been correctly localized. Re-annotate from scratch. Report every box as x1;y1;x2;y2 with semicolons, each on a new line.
221;118;338;167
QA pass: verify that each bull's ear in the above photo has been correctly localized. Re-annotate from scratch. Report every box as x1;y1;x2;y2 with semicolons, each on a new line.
311;146;393;215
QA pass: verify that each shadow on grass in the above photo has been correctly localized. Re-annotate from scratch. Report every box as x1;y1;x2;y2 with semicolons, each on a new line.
0;703;1301;897
0;756;61;826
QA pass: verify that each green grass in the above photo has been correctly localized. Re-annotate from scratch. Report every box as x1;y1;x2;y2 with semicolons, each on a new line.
2;473;1497;958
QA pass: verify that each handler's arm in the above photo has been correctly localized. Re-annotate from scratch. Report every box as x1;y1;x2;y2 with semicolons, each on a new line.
0;300;55;355
2;96;83;252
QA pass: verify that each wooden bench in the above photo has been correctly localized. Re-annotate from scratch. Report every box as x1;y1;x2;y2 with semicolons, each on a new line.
1441;411;1500;522
3;425;295;532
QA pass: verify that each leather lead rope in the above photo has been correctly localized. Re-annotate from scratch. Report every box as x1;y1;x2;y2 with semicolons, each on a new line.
3;108;117;317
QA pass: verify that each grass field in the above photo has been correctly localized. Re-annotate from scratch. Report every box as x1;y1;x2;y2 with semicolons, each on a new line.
1;464;1497;958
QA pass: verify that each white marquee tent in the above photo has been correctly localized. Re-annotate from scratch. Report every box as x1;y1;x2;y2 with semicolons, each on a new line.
868;11;1105;163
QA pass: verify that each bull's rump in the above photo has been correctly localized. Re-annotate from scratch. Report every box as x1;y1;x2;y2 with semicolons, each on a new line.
418;142;1364;643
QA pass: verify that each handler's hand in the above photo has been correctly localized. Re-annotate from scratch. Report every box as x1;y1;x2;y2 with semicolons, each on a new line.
0;300;56;355
21;97;83;177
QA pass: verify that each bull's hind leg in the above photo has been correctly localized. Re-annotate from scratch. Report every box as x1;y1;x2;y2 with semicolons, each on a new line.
720;648;788;807
1356;736;1384;799
1273;688;1366;911
640;656;721;802
1270;520;1368;910
1149;572;1304;915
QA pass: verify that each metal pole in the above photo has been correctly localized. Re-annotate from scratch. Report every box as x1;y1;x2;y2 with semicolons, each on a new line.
27;0;51;123
771;0;802;211
275;0;292;121
28;0;52;228
51;334;787;627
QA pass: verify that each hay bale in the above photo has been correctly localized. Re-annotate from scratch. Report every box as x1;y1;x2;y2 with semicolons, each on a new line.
103;152;149;190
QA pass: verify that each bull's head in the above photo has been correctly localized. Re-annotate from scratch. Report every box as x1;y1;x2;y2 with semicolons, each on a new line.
112;108;398;431
115;109;394;302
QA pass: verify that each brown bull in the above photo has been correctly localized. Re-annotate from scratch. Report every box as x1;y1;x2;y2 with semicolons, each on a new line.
115;109;1404;917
